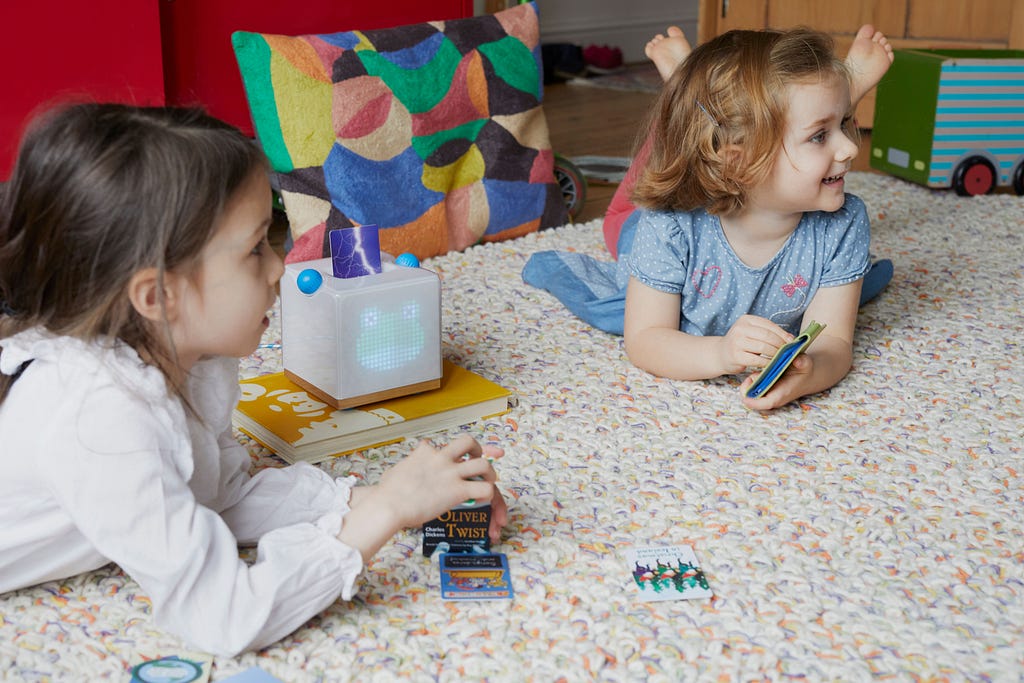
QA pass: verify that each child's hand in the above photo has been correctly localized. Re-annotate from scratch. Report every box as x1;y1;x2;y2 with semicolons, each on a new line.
376;435;504;529
339;436;506;562
487;475;509;544
718;315;794;375
739;353;814;410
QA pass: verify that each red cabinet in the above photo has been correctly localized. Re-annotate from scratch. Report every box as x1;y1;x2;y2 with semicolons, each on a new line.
1;1;165;178
1;0;472;178
159;0;474;137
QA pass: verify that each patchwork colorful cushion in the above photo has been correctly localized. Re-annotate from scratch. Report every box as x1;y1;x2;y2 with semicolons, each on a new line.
232;2;567;263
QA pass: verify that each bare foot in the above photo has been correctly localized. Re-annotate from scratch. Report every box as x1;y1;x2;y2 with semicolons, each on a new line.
645;26;692;82
846;24;894;106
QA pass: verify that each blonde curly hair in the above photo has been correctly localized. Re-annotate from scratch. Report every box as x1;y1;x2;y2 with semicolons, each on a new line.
632;27;851;215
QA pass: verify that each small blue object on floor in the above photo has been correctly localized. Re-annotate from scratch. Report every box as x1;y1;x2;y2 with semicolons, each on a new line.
220;667;284;682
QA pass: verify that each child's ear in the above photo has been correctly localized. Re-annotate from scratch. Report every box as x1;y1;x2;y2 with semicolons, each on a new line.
127;268;181;322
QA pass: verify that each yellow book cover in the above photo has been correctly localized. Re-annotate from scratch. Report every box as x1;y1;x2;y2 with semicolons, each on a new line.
233;360;512;464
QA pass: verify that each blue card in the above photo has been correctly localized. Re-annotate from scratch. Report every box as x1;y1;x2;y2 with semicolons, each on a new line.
439;552;514;601
220;668;284;683
746;320;826;398
329;225;382;278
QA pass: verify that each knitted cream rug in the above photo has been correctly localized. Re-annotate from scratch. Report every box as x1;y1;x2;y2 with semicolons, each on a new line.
2;172;1022;681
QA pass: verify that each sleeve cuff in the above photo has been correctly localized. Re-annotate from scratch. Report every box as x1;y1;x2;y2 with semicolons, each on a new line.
317;513;364;601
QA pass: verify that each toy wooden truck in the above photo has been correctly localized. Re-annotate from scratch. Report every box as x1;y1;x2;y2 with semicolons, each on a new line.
870;48;1024;196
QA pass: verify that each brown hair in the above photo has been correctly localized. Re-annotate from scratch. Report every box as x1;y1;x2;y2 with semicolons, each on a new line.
0;104;267;404
632;27;849;215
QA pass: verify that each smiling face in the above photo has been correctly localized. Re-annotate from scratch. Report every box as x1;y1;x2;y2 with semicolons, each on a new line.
169;169;284;371
748;74;859;217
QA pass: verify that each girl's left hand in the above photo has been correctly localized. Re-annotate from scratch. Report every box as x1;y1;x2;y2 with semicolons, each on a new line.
738;354;814;411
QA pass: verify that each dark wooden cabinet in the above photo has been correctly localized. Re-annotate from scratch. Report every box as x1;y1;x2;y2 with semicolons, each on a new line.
697;0;1024;126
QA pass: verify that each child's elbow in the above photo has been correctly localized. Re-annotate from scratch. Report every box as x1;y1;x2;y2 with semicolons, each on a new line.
622;331;644;369
623;333;659;377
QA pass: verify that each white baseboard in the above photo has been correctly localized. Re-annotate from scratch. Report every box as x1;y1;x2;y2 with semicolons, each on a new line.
474;1;700;66
537;2;699;64
541;20;698;64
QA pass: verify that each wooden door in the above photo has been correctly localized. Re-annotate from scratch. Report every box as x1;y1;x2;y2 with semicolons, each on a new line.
697;0;1024;125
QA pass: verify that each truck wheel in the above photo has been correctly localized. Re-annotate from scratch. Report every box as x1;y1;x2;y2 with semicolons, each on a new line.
1013;163;1024;196
553;154;587;222
952;156;996;196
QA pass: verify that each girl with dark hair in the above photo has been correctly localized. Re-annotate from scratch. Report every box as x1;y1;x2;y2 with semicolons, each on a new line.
0;104;506;656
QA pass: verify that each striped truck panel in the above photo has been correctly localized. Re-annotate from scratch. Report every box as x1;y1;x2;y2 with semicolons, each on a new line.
928;60;1024;188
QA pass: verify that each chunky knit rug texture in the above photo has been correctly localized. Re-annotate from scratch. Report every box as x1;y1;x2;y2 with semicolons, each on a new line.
2;173;1022;681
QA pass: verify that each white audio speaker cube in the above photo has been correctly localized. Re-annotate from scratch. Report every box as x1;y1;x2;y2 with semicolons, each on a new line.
280;257;442;409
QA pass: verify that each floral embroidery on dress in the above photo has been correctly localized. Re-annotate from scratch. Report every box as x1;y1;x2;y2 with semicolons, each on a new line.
781;274;808;297
771;273;810;323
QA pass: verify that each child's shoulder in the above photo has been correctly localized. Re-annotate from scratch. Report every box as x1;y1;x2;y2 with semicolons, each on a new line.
1;330;184;461
2;328;167;404
638;205;716;233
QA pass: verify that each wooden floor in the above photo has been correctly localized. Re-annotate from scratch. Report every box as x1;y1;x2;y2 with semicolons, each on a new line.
543;80;657;223
542;76;879;224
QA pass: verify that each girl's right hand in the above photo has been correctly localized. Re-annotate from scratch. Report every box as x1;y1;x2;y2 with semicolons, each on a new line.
718;315;794;375
375;435;501;529
339;435;504;563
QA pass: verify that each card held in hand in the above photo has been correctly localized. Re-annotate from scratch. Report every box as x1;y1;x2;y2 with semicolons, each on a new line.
746;320;826;399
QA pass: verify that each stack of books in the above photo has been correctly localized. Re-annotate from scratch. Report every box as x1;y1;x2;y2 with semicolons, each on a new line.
233;360;512;464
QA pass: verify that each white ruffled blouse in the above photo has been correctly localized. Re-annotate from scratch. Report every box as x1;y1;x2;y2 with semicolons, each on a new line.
0;329;364;656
